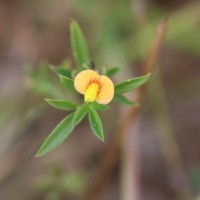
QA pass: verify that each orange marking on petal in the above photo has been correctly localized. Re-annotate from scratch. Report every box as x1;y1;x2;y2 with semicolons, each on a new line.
74;70;100;94
96;75;114;104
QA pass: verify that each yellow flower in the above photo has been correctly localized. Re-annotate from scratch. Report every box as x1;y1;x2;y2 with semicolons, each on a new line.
74;70;114;104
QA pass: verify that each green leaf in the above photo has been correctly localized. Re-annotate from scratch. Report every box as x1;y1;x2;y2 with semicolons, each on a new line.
36;113;74;157
50;65;72;78
88;107;104;141
114;94;139;107
71;70;78;79
106;67;120;77
70;20;90;67
72;104;88;126
45;99;78;110
59;75;75;90
82;63;90;70
92;102;110;111
115;73;150;94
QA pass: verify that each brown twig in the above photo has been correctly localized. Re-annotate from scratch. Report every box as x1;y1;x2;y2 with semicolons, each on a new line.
82;18;169;200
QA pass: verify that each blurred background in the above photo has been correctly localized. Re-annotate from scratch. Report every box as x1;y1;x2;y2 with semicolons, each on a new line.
0;0;200;199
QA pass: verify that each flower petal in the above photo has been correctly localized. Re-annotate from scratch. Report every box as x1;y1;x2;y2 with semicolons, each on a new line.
74;70;100;94
96;75;114;104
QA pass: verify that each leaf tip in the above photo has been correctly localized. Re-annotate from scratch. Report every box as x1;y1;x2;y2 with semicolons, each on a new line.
100;137;105;142
59;75;65;82
35;150;43;158
58;74;63;79
69;18;77;25
45;98;50;103
97;132;104;142
145;73;151;81
147;72;151;77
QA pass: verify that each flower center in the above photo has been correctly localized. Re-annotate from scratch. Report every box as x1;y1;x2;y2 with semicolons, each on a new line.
84;83;99;103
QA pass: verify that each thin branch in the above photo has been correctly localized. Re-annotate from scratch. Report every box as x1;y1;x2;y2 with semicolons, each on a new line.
82;18;169;200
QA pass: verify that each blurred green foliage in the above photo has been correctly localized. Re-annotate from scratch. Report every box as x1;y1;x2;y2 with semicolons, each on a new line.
35;166;87;200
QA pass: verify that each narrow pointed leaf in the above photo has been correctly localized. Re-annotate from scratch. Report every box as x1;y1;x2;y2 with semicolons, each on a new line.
115;73;150;94
114;94;139;107
92;102;110;111
70;20;90;67
82;63;90;70
36;113;74;157
72;104;88;126
50;65;72;78
59;75;75;90
45;99;78;110
106;67;120;77
88;107;104;141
